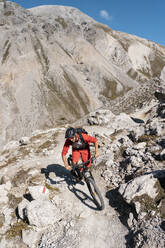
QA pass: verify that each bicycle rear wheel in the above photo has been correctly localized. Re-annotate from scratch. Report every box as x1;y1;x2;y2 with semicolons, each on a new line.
86;178;105;210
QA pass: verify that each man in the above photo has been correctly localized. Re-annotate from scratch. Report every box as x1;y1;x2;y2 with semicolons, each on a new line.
62;127;99;171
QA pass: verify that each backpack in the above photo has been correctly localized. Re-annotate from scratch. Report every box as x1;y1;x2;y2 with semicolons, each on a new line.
75;128;88;144
71;127;89;150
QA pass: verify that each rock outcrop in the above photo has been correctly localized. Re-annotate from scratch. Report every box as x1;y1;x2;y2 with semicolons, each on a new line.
0;92;165;247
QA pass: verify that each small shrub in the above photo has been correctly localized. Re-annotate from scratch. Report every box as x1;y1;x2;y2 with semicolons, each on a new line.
4;11;14;16
12;169;30;187
110;129;123;141
55;17;67;29
5;221;29;240
0;214;5;228
2;42;11;64
36;140;52;153
7;193;22;209
138;134;157;143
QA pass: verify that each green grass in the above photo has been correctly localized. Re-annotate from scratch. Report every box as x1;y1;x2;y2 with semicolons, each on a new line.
45;182;60;192
29;133;43;142
160;199;165;218
63;70;90;114
2;41;11;64
133;181;165;218
110;129;123;141
102;78;131;101
55;17;68;29
36;140;52;153
0;214;5;228
4;11;14;16
11;169;30;187
7;193;22;209
32;35;49;73
94;22;112;33
127;68;138;80
137;134;158;145
134;194;158;214
5;221;29;240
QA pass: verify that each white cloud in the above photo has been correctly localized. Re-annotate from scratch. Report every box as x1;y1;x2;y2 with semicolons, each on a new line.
100;10;112;21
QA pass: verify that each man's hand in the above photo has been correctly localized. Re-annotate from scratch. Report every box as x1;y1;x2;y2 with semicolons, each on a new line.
95;152;99;158
94;141;99;159
65;165;72;171
62;155;72;170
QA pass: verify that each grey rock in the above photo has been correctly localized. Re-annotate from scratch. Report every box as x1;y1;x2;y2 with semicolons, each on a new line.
134;142;146;150
22;228;42;248
127;212;134;227
19;137;30;146
87;109;115;126
28;186;49;200
17;198;29;220
119;174;158;204
26;199;61;227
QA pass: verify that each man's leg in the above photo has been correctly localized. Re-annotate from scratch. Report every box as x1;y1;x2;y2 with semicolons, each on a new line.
81;149;91;168
71;150;82;181
72;149;80;164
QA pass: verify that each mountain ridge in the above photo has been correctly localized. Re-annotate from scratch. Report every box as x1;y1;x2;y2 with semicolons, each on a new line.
0;1;165;148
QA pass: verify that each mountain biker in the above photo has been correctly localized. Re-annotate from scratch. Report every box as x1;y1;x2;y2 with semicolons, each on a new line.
62;127;99;171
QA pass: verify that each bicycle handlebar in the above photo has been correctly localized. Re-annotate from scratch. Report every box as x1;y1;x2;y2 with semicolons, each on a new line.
72;157;95;169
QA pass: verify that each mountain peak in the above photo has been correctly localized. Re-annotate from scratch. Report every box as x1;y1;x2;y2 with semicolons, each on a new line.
0;2;165;148
29;4;95;25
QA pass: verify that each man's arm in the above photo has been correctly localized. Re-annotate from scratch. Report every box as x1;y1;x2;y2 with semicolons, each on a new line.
62;139;72;170
62;154;72;170
94;140;99;158
82;133;99;158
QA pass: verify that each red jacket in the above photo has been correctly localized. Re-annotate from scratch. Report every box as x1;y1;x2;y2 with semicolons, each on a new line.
62;133;97;156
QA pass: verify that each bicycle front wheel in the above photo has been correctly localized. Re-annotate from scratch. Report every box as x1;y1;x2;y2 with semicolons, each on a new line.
86;178;105;210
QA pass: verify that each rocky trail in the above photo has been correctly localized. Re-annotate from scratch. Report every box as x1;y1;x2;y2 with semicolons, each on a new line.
1;92;165;247
0;126;129;248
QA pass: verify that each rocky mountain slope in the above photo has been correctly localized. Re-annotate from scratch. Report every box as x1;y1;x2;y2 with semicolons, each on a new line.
0;2;165;247
0;1;165;148
0;90;165;247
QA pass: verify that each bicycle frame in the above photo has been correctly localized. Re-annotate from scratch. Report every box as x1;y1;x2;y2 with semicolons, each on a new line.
71;157;95;180
68;155;105;210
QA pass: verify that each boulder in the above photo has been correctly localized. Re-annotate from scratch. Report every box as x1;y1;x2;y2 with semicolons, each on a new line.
22;228;42;248
87;109;115;126
119;173;165;216
19;137;30;146
119;174;157;203
0;182;11;205
110;113;138;131
26;200;61;228
28;186;49;201
17;198;29;220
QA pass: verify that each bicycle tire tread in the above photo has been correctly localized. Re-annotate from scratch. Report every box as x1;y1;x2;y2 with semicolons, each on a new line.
86;178;105;210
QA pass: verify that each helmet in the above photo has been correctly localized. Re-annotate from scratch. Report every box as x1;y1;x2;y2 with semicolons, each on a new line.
65;127;76;139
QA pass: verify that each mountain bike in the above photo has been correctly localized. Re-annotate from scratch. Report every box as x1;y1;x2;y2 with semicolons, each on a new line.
68;155;105;210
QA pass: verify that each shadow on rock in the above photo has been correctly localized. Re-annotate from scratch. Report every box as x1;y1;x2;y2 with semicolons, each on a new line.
41;164;73;185
106;188;137;247
149;169;165;189
106;188;137;227
68;184;100;211
131;117;145;124
41;164;103;210
160;221;165;231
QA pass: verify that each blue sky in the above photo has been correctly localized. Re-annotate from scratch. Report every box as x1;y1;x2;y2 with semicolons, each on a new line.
11;0;165;46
